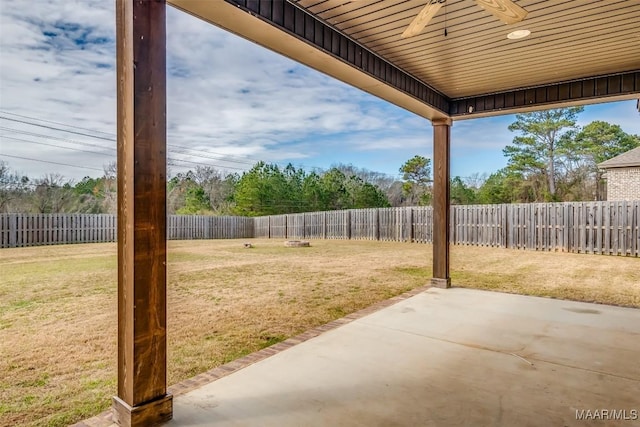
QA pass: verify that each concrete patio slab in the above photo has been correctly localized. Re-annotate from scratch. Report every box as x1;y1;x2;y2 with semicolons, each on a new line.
159;288;639;427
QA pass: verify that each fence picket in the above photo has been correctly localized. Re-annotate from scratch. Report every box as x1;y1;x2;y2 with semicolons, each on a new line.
1;203;638;255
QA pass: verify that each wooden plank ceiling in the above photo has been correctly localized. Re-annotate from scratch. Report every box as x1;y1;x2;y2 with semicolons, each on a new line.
168;0;639;119
291;0;640;98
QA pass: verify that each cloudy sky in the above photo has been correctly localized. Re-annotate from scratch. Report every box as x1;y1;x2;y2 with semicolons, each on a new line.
1;0;639;183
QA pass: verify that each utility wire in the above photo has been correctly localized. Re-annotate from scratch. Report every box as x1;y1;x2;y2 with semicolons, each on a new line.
0;126;117;151
0;114;271;166
0;110;115;138
0;116;114;141
0;113;412;183
0;154;104;172
0;113;326;171
0;128;251;171
0;135;114;157
0;135;252;172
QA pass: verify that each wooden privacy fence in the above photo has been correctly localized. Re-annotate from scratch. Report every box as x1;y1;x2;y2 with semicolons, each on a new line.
167;215;253;240
0;214;254;248
1;202;638;255
0;214;117;248
253;207;434;243
255;201;639;256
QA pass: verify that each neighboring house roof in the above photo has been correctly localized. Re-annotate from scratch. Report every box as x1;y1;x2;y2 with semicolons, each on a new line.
598;146;640;169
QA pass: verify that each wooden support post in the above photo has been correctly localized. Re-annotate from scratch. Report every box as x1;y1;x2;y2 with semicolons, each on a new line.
431;118;452;288
113;1;172;426
408;208;414;243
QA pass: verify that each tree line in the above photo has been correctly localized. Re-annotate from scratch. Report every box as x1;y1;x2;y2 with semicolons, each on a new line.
0;155;434;215
1;108;637;215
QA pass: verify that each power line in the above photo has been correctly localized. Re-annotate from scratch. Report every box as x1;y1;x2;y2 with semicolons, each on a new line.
0;110;115;138
0;113;320;171
0;154;104;172
0;146;249;173
0;137;251;172
0;126;117;151
0;135;114;157
0;116;115;141
0;127;248;171
0;114;265;165
0;127;250;170
0;112;405;181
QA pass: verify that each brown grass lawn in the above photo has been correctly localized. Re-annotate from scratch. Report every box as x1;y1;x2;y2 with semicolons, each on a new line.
0;239;638;426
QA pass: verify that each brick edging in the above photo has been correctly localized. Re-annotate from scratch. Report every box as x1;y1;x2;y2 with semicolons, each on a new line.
73;284;431;427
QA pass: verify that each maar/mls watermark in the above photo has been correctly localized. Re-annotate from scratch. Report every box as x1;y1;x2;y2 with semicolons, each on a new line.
575;409;638;421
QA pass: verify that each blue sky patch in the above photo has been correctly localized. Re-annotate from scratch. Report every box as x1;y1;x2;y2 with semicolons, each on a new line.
40;21;111;51
1;0;638;181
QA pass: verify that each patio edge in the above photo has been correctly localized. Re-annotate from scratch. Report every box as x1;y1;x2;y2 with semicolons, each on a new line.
72;284;432;427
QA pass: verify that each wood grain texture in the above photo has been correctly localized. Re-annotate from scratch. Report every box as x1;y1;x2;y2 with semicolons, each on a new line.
115;0;135;407
0;205;635;255
401;1;444;39
475;0;528;25
115;0;171;424
431;119;451;287
112;395;173;427
284;0;640;100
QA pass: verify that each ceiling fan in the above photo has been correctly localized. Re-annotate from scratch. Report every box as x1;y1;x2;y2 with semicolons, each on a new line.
401;0;528;38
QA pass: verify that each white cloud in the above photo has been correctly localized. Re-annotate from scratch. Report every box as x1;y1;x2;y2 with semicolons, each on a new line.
1;0;414;180
1;1;638;182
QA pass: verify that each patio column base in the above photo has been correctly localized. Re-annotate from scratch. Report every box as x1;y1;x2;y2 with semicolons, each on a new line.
112;394;173;427
430;278;451;289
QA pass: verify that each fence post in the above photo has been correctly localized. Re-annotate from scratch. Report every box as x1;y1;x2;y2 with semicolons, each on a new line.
302;213;306;239
450;206;455;244
408;208;414;243
9;214;17;248
323;211;327;240
502;204;508;249
565;203;572;253
2;204;635;253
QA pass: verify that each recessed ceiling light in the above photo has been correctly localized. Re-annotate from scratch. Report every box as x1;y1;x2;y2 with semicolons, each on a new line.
507;29;531;40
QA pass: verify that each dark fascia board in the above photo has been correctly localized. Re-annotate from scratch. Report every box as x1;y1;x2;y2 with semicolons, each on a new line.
230;1;640;120
450;71;640;119
170;0;639;122
227;0;449;115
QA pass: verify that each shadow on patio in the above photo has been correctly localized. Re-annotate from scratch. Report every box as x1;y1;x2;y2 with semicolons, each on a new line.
83;287;640;426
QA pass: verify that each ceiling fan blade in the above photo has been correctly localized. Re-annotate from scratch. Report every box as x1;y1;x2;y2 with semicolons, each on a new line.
401;1;445;39
474;0;528;24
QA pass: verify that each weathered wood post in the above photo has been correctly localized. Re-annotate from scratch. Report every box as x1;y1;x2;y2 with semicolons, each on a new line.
113;0;172;425
9;213;17;248
431;118;451;288
302;212;306;239
323;211;327;239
